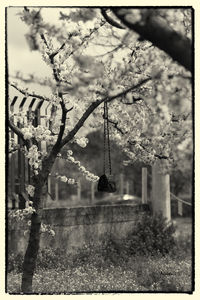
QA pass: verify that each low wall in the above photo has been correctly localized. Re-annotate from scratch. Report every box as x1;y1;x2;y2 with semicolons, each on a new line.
8;204;149;255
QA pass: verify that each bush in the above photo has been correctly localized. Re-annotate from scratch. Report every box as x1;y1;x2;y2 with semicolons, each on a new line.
9;213;192;274
125;212;176;255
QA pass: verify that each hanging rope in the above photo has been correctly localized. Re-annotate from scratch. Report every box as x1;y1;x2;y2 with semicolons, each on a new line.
97;100;116;193
103;100;112;175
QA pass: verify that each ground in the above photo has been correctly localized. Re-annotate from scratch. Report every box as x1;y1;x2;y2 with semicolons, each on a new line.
7;254;192;293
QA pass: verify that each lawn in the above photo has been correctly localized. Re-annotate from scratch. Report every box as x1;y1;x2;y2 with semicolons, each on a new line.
7;252;192;293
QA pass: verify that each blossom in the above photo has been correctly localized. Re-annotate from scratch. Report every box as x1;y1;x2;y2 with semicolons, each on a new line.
49;229;55;237
67;150;73;156
68;178;75;185
26;185;35;197
75;137;89;148
60;176;68;182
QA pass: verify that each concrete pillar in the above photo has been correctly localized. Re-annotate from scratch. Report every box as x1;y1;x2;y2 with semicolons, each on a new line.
91;182;95;203
77;179;81;201
125;181;129;195
47;176;51;202
178;201;183;216
120;173;124;197
152;162;171;220
142;167;148;204
55;179;59;202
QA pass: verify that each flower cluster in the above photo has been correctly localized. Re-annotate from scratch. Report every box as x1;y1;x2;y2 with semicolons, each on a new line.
68;8;97;23
26;184;35;197
40;223;55;237
55;174;76;185
22;125;54;143
26;145;41;173
74;137;89;148
8;206;36;222
65;150;99;182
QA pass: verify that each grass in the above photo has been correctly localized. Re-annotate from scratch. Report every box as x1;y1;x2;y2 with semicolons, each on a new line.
7;215;193;294
7;251;192;293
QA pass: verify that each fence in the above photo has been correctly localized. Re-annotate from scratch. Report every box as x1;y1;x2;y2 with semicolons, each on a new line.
8;91;148;209
8;91;192;215
8;89;49;209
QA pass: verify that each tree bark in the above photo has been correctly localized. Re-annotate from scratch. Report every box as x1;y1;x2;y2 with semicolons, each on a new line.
111;8;192;72
21;211;41;293
21;151;58;293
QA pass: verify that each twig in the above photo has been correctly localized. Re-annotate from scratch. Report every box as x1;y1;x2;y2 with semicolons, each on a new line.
60;76;152;148
94;44;123;58
9;83;50;102
106;117;169;160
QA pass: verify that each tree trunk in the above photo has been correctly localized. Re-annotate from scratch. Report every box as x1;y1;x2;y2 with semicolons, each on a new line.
112;8;192;72
21;211;42;293
20;151;58;293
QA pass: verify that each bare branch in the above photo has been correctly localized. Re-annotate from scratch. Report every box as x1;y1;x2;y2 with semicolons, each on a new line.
94;44;124;58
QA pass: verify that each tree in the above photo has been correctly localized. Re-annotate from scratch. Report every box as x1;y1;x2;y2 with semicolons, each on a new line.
110;8;192;72
7;7;192;293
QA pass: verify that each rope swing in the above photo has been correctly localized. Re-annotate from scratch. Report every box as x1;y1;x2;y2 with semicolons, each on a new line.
97;100;117;193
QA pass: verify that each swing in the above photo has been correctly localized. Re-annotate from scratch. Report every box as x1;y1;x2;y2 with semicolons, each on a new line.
97;100;117;193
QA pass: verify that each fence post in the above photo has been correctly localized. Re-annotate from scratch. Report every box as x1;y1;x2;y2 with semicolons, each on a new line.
91;181;95;203
125;181;129;195
120;173;124;197
77;179;81;201
178;201;183;216
152;162;171;220
142;167;148;204
47;176;51;202
55;179;59;203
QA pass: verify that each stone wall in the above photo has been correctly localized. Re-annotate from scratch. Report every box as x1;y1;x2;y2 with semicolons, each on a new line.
8;204;149;255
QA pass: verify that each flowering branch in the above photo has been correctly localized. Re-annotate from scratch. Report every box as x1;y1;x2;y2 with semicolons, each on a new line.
9;82;50;102
8;120;26;143
111;8;192;72
8;119;29;147
106;116;169;160
60;76;152;148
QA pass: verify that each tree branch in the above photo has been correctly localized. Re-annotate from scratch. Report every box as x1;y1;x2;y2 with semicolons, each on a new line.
9;83;50;102
94;44;124;58
111;8;192;72
106;117;169;160
51;103;73;153
60;76;152;148
8;119;30;148
101;8;125;29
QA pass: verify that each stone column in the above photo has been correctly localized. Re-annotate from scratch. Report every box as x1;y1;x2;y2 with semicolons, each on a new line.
152;162;171;220
142;167;148;204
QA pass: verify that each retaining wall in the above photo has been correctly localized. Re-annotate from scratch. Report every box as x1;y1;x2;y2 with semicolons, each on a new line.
8;204;149;255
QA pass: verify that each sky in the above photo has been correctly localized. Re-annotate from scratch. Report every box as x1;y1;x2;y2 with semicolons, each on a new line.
7;7;61;78
7;7;113;136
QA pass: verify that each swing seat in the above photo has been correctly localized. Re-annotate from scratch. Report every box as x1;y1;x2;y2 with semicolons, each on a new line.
97;174;117;193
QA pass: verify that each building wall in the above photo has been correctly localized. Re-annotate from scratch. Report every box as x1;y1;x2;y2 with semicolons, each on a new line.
8;204;149;255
